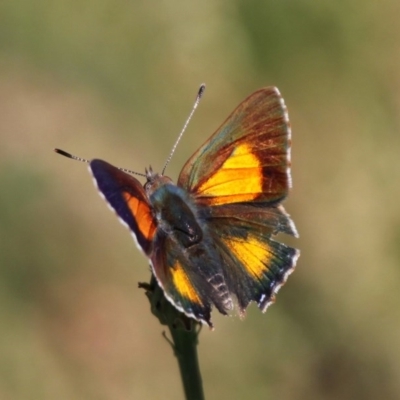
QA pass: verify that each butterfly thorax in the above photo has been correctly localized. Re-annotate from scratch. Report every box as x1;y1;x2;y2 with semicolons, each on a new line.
147;178;203;248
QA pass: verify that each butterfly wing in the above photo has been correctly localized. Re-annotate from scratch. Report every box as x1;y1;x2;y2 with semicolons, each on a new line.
90;160;157;255
178;87;291;206
150;228;234;328
206;204;299;313
178;87;299;316
90;160;233;327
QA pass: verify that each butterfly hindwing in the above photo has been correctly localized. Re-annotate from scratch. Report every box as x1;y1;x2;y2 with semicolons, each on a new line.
178;87;291;206
150;227;234;327
90;160;157;255
206;203;299;313
206;203;298;238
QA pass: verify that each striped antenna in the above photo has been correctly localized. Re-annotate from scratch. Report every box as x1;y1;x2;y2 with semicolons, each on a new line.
161;83;206;175
54;148;146;178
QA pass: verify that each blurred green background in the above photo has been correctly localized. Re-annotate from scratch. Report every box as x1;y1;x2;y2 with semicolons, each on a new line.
1;1;400;399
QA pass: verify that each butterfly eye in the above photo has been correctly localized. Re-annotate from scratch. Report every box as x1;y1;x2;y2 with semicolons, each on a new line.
144;181;151;192
144;176;158;195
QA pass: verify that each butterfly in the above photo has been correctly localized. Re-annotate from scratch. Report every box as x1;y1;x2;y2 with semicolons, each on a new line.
55;86;299;328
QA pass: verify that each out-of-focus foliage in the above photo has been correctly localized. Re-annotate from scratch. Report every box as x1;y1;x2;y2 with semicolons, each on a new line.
1;1;399;399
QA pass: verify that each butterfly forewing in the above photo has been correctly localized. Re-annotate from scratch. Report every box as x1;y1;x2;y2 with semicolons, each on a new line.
90;160;157;255
178;87;291;206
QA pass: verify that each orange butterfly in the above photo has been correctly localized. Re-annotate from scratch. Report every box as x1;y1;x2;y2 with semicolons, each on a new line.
56;86;299;328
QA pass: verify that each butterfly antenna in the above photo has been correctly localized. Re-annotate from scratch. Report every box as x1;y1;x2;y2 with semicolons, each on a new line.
161;83;206;175
54;148;146;178
54;148;90;163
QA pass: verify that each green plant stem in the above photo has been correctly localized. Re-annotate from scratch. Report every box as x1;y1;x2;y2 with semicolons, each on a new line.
168;321;204;400
139;276;205;400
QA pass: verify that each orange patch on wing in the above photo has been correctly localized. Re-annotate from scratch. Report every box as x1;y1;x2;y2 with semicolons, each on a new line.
171;261;202;305
224;235;272;279
197;143;263;205
122;192;156;240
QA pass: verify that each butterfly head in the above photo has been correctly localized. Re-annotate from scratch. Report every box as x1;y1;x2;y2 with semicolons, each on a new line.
144;166;173;196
